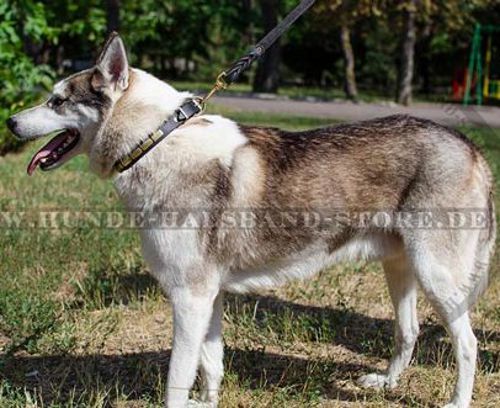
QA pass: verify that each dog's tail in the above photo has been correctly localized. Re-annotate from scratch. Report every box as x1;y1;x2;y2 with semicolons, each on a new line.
474;189;496;297
470;157;496;303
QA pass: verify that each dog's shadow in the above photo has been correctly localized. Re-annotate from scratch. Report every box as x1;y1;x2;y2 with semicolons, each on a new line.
1;275;498;406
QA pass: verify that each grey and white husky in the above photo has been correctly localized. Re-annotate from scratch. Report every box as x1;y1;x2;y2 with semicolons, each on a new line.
7;34;496;408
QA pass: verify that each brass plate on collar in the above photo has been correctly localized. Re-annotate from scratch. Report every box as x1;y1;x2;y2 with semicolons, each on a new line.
140;137;154;151
119;156;132;168
130;147;143;160
150;129;164;142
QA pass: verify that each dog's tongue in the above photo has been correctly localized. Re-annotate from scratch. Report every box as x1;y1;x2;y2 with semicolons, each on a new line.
27;133;68;176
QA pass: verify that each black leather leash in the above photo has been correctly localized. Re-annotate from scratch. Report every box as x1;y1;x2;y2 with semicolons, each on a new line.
114;0;317;173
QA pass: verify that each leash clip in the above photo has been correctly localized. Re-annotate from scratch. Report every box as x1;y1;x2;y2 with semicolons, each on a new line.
202;71;228;104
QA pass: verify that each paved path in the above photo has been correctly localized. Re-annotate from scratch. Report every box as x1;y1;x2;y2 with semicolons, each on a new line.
212;95;500;128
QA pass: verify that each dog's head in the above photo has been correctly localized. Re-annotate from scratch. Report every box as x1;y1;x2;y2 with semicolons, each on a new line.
7;33;130;175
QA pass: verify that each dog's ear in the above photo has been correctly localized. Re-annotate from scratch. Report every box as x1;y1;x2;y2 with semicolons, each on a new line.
92;32;129;92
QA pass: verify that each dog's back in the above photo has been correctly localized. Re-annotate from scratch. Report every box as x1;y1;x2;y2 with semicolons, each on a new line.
210;115;494;274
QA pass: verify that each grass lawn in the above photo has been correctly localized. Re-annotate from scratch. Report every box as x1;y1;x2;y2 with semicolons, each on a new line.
0;110;498;407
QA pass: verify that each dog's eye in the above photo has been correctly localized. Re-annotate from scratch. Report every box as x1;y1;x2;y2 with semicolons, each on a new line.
50;96;65;108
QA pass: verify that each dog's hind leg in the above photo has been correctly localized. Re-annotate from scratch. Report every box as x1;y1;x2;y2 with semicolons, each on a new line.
166;285;220;408
199;292;224;407
440;313;477;408
407;235;481;408
358;255;419;389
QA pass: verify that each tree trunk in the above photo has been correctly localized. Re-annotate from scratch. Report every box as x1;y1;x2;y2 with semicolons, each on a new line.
420;22;432;95
340;24;358;101
106;0;120;34
398;0;417;106
253;0;281;93
242;0;255;44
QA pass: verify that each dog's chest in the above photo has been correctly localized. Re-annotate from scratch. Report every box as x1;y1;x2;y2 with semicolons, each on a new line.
113;163;221;283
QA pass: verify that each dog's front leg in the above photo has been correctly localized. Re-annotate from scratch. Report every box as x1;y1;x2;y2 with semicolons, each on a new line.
166;286;219;408
199;292;224;406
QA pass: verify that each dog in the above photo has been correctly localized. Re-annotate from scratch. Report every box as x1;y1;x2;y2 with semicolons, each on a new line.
7;33;496;408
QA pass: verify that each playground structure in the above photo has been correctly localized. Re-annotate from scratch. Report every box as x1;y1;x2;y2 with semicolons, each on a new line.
464;23;500;105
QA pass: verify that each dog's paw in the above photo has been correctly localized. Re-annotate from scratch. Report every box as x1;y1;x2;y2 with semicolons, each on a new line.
357;373;396;389
442;404;459;408
187;399;215;408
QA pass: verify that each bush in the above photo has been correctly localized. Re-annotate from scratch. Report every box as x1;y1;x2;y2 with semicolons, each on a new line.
0;1;55;155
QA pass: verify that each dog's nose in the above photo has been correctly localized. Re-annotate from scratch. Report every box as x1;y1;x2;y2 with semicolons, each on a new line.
6;117;17;134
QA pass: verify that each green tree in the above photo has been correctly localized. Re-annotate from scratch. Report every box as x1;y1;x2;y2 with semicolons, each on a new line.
0;0;56;154
314;0;387;100
120;0;247;79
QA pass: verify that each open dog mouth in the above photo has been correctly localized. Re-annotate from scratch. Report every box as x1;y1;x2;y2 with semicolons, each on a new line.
27;129;80;175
